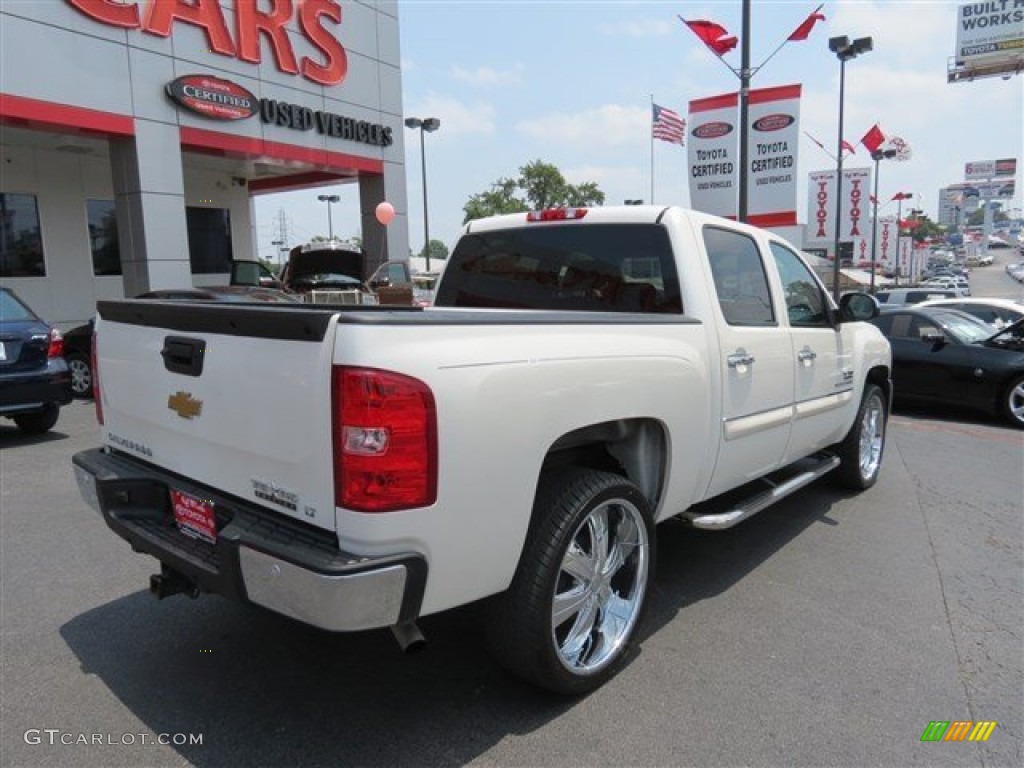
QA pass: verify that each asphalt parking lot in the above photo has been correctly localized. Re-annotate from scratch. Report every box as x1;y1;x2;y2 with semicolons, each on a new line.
2;262;1022;768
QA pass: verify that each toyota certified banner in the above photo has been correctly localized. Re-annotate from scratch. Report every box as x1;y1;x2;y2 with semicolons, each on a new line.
687;92;738;219
805;167;873;253
747;84;801;228
877;216;897;270
688;84;801;225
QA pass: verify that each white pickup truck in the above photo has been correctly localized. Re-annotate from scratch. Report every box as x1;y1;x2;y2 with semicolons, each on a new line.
73;206;891;694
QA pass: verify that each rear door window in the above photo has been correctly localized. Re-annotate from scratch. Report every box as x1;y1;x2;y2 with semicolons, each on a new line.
703;226;775;326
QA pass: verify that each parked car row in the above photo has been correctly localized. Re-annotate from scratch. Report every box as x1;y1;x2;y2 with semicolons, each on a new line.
1006;262;1024;283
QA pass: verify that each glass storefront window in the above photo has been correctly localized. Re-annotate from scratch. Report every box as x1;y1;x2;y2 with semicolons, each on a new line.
0;193;45;277
187;207;233;274
87;199;121;276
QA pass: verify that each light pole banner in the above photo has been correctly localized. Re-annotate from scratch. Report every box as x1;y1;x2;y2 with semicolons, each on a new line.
805;167;873;246
747;84;801;228
877;216;897;269
898;236;912;276
851;235;871;267
688;91;739;219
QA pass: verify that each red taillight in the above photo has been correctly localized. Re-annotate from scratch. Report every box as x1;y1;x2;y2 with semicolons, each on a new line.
92;332;103;425
47;328;64;358
332;366;437;512
526;208;589;222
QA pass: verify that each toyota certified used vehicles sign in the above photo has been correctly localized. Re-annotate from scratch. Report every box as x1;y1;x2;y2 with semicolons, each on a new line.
165;75;258;121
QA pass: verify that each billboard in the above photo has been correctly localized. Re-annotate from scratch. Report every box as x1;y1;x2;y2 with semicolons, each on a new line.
950;1;1024;82
688;84;801;226
965;158;1018;180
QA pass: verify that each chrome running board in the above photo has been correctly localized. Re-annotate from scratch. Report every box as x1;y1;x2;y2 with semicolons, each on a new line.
683;453;841;531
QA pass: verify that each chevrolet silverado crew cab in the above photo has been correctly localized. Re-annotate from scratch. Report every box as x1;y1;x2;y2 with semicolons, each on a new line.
73;206;891;694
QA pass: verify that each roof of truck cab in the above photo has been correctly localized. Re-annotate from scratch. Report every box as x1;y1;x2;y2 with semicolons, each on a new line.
462;205;797;244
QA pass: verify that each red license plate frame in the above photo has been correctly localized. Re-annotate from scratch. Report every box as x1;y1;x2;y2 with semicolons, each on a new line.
170;488;217;544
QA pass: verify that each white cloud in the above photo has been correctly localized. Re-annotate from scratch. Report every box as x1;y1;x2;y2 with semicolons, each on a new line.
405;93;496;137
451;64;524;88
516;104;648;147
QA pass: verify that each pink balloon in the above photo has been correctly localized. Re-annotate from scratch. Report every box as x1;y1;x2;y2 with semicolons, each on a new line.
375;201;395;226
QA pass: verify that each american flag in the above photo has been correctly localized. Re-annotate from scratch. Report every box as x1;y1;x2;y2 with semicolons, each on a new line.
652;104;685;145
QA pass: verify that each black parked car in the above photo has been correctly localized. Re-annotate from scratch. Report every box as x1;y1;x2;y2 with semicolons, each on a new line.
869;306;1024;428
0;287;73;433
62;286;299;399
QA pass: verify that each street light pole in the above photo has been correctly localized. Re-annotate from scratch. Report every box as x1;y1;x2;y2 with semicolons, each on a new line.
869;148;897;294
404;116;441;271
316;194;340;240
829;35;873;302
892;192;912;285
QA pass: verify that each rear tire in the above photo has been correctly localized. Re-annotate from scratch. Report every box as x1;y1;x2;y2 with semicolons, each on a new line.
833;384;887;490
13;404;60;434
67;353;93;399
1001;376;1024;429
487;469;655;695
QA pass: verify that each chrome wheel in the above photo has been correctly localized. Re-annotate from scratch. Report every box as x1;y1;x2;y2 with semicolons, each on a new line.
67;355;92;398
858;391;885;481
1006;378;1024;427
551;496;649;676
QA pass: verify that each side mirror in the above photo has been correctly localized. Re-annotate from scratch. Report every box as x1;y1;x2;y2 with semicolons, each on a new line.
921;332;947;345
838;292;880;322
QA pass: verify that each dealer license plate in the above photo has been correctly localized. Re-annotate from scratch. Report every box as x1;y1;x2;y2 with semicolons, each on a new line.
170;488;217;544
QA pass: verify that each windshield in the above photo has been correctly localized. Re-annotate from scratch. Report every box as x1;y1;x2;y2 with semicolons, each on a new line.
937;312;996;344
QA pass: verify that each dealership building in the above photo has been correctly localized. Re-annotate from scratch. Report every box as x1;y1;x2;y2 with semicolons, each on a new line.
0;0;409;327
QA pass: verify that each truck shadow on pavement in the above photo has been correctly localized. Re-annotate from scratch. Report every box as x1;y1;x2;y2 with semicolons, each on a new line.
0;423;71;446
59;483;847;767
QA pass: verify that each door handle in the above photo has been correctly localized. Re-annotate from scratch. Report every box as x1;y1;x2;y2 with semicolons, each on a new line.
727;352;756;368
797;348;817;362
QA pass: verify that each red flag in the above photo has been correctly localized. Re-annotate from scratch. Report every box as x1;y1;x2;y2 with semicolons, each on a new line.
680;17;739;55
841;140;856;155
788;5;826;41
869;194;879;205
892;192;913;201
861;123;886;153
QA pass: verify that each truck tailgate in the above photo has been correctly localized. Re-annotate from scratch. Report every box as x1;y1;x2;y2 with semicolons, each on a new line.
94;301;339;532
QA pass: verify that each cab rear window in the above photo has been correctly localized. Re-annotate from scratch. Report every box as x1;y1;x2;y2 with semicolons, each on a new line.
434;224;683;313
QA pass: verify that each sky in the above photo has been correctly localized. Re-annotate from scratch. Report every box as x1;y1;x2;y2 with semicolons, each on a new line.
253;0;1023;260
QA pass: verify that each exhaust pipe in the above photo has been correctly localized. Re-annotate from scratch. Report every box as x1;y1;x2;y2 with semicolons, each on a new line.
391;622;426;654
149;566;200;600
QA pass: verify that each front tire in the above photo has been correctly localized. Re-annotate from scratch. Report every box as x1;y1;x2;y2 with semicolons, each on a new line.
833;384;887;490
488;469;655;695
13;404;60;434
1002;376;1024;429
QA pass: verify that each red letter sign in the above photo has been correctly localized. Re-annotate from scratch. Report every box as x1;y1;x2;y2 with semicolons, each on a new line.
236;0;298;75
66;0;140;28
300;0;348;86
144;0;236;56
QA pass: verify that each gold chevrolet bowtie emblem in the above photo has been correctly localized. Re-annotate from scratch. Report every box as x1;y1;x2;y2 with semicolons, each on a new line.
168;391;203;419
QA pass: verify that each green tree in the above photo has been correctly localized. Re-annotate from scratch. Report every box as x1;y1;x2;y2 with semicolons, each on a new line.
905;212;944;243
417;239;448;262
462;160;605;223
966;207;1008;226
